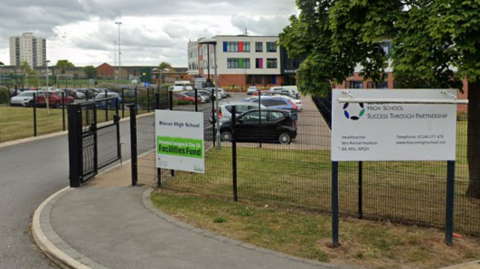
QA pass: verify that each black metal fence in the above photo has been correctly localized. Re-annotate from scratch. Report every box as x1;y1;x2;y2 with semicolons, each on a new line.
131;93;480;236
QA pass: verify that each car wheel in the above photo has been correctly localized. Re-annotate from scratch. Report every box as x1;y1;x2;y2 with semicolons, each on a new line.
54;101;60;108
28;100;34;107
221;131;232;142
279;133;291;145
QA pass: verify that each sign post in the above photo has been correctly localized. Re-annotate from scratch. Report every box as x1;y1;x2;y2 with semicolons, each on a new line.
331;89;466;247
155;110;205;173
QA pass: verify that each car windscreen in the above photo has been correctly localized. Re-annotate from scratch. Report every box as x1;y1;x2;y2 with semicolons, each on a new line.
18;92;34;96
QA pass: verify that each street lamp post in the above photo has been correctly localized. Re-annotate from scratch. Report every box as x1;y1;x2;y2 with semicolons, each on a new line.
0;61;4;87
113;40;117;83
46;60;50;88
115;21;122;83
200;38;220;149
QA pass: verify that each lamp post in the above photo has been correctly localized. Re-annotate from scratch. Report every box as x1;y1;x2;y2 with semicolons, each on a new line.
115;21;122;83
113;40;117;83
199;38;220;149
46;60;50;88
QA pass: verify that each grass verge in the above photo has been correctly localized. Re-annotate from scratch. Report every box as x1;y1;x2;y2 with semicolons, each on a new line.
151;190;480;269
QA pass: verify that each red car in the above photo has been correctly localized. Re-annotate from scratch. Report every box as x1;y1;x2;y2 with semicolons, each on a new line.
173;93;201;104
252;90;274;97
35;91;75;108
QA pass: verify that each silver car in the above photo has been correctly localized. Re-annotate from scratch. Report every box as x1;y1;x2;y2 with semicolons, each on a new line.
10;91;36;106
210;101;266;124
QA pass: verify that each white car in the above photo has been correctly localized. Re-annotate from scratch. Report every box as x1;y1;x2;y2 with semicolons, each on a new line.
10;91;36;107
210;101;266;124
247;86;258;95
269;86;297;99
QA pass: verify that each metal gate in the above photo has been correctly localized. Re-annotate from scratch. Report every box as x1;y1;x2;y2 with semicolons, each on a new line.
68;98;121;187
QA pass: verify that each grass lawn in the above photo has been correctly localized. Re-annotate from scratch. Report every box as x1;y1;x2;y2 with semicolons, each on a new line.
0;105;155;143
149;138;480;268
152;190;480;269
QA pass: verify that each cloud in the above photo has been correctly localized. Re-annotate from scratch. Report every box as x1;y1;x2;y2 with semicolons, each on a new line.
0;0;297;67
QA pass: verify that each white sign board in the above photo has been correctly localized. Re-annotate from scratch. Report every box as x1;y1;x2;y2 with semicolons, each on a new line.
331;89;457;161
155;110;205;173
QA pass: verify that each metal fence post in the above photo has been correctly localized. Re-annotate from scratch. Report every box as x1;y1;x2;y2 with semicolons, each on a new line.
33;92;37;137
445;160;455;245
121;88;125;118
211;88;215;147
332;161;339;248
104;89;108;121
232;106;238;202
358;161;363;219
194;88;198;112
155;92;162;187
62;92;66;131
130;105;138;186
169;91;175;177
68;104;82;187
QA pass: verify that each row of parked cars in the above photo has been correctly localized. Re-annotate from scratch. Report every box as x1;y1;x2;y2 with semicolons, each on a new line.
209;86;302;145
172;88;231;104
10;87;121;109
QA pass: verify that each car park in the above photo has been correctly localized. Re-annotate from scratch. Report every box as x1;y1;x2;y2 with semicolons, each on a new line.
209;101;267;124
35;91;75;108
283;85;300;99
247;86;258;95
272;95;303;111
10;91;36;107
75;88;97;99
245;96;299;120
219;109;297;144
203;87;229;99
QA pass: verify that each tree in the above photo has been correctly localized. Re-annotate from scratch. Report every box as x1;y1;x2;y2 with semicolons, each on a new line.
280;0;480;198
56;60;74;74
158;62;174;72
20;61;39;88
83;65;97;79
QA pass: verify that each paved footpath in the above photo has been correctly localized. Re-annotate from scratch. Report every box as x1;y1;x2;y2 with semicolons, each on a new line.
33;163;360;269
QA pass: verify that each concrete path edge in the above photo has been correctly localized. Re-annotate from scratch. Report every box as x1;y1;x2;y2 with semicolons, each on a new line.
32;187;102;269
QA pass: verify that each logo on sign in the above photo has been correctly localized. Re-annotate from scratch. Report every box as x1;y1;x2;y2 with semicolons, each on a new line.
343;103;365;121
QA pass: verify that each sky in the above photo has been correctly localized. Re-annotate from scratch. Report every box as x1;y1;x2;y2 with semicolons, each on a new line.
0;0;298;68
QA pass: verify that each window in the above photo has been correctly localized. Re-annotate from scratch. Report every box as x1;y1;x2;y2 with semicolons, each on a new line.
243;42;250;52
266;42;277;52
267;58;277;69
255;42;263;52
227;58;250;68
269;112;285;121
223;42;251;52
241;111;267;122
255;58;263;68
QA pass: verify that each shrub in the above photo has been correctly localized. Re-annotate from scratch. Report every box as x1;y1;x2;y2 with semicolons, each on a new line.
0;86;9;104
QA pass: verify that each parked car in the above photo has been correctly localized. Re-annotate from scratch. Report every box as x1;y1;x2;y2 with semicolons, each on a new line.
172;92;200;104
200;88;222;100
209;101;267;124
203;87;229;99
219;109;297;144
10;91;36;107
272;95;303;111
283;85;300;99
63;89;83;99
95;92;122;109
245;96;299;120
247;86;258;95
196;90;212;102
75;88;97;99
269;86;297;99
182;91;207;103
35;91;75;108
